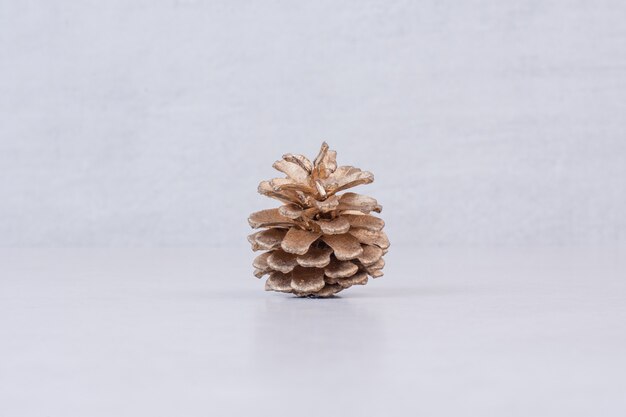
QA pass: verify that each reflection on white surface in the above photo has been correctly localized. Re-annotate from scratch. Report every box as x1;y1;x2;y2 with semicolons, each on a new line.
1;247;625;416
252;296;383;372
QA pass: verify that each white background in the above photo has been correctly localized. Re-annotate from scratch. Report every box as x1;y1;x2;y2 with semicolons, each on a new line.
2;0;625;247
2;3;626;416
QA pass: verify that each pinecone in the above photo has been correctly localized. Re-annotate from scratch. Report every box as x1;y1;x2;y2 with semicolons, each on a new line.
248;142;389;297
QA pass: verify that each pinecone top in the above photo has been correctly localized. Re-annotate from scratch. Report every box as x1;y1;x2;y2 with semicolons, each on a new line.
250;142;382;232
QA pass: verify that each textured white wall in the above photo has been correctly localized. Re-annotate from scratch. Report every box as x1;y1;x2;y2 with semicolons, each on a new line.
1;0;625;247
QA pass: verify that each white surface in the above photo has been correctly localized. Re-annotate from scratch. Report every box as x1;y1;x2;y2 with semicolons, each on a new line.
2;1;626;246
1;247;625;416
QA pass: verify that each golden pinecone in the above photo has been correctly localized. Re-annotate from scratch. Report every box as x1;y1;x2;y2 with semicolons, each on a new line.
248;142;389;297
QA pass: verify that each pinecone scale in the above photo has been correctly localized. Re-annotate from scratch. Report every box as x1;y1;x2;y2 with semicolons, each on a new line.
248;142;389;297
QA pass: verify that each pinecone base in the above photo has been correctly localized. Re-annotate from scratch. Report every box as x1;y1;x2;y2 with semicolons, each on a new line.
250;234;388;297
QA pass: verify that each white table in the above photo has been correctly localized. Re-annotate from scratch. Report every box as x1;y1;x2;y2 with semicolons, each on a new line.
1;247;625;416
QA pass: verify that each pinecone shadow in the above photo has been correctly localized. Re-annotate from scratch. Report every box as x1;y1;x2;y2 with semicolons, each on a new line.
251;296;384;371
